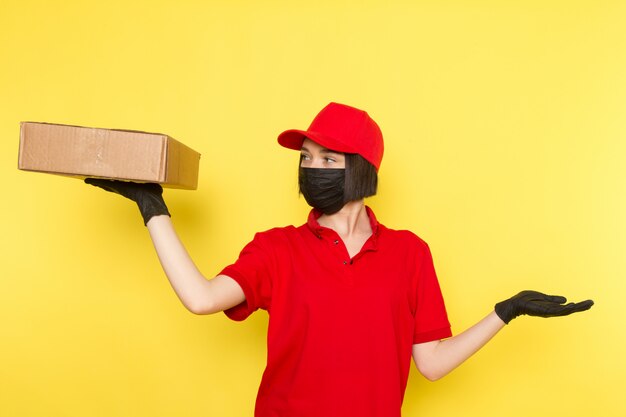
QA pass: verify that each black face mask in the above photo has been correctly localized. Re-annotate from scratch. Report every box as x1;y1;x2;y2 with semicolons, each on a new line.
298;168;346;215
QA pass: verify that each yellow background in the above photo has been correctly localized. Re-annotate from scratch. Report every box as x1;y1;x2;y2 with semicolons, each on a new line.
1;1;623;416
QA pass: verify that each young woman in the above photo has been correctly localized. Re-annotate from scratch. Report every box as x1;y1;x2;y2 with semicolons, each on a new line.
86;102;593;417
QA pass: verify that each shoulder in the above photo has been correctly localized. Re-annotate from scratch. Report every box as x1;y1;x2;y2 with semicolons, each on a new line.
379;223;432;257
231;225;300;266
253;224;298;239
245;225;299;250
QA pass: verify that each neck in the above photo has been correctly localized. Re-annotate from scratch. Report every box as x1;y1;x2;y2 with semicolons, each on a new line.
317;200;372;238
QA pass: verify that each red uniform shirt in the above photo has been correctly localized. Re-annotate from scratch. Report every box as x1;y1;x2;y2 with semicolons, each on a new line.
221;207;452;417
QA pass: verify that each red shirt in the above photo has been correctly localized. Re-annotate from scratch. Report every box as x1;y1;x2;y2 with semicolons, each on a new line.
221;207;452;417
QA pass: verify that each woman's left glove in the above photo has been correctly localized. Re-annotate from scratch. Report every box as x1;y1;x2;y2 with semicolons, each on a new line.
85;178;170;225
495;290;594;324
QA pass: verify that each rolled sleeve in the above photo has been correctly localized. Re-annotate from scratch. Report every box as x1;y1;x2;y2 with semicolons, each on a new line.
413;242;452;344
221;232;274;321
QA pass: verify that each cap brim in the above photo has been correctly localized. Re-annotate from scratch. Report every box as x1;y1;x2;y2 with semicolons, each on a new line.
277;129;308;150
277;129;359;154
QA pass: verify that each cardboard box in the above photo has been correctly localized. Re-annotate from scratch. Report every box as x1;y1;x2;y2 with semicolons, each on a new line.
18;122;201;189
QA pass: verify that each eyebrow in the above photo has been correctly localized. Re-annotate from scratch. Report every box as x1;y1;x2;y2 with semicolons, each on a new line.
300;145;342;156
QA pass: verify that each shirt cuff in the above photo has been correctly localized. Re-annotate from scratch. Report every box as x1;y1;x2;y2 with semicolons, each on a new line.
413;326;452;344
220;266;256;322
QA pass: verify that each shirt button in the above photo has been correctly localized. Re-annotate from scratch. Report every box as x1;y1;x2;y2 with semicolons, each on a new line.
343;260;348;265
334;240;339;245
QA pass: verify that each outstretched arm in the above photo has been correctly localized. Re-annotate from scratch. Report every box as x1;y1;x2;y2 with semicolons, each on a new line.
412;291;593;381
147;215;245;314
412;311;504;381
85;179;245;315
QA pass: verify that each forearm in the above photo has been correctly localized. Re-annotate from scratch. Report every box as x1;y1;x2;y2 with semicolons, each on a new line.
85;179;245;314
413;311;505;381
146;214;212;313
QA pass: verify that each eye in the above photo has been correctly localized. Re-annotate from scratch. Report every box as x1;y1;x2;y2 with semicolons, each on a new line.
324;157;336;163
300;154;311;161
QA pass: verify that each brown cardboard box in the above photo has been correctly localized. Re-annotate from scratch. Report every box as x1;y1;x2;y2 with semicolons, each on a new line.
18;122;201;189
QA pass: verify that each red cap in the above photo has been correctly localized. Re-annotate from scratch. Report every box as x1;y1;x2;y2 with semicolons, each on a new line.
277;102;384;171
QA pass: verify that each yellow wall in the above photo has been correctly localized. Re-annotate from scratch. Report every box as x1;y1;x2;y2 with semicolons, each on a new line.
1;1;623;416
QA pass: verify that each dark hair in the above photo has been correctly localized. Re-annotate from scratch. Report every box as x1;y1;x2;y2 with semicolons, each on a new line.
344;153;378;202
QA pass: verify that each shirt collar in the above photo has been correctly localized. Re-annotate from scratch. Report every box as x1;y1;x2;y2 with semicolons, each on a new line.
306;206;381;243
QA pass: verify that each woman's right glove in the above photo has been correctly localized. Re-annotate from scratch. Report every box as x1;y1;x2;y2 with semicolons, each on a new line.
495;290;594;324
85;178;170;225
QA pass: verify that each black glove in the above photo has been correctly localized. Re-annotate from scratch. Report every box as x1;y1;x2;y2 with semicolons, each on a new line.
85;178;170;225
495;290;594;324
